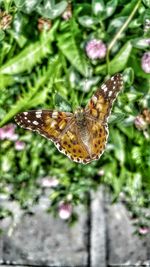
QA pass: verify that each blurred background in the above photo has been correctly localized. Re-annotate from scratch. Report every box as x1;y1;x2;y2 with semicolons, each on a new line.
0;0;150;266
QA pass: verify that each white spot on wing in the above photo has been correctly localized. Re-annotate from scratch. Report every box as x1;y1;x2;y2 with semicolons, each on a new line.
101;84;108;92
36;111;42;118
51;120;57;128
36;114;41;118
108;91;112;97
52;111;58;118
33;121;39;125
92;95;97;104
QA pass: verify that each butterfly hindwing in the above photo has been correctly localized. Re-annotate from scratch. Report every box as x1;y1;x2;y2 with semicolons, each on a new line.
87;120;108;160
86;73;123;122
55;123;91;164
55;120;108;164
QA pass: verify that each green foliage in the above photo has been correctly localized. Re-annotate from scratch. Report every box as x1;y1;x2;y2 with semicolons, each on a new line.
0;0;150;231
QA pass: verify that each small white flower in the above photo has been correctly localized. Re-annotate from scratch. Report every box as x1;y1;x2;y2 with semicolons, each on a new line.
15;140;26;151
41;177;59;188
134;115;147;130
139;227;149;235
58;202;72;220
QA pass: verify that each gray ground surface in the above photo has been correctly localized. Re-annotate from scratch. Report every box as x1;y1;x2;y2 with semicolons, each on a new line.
0;187;149;267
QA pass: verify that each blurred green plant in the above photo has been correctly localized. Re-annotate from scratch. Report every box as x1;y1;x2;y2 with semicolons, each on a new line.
0;0;150;231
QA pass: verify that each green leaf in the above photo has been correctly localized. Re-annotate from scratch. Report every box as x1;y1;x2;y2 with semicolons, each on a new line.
105;0;118;18
0;21;59;75
57;21;92;77
117;0;137;16
109;112;126;124
14;0;25;8
79;76;101;92
54;93;72;112
117;125;135;139
128;55;150;79
131;147;142;165
123;67;134;86
0;55;60;126
142;0;150;8
131;38;150;49
0;86;48;127
143;7;150;21
95;41;132;75
0;30;5;41
110;128;125;165
129;18;141;28
92;0;105;17
14;0;42;14
12;12;28;47
0;75;16;89
37;0;68;19
107;17;127;33
78;16;99;28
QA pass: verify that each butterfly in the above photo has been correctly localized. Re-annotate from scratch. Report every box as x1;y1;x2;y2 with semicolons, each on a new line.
15;73;123;164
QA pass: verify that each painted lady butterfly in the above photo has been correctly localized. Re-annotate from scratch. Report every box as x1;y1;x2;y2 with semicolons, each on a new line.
15;74;123;164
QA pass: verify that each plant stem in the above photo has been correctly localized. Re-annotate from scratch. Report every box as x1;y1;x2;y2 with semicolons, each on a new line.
106;0;141;74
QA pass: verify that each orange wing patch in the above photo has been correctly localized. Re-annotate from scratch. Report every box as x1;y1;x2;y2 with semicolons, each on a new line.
88;120;108;160
87;94;110;121
55;125;91;164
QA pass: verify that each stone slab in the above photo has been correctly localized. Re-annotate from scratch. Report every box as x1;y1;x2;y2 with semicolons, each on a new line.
0;198;88;267
106;202;148;265
90;187;106;267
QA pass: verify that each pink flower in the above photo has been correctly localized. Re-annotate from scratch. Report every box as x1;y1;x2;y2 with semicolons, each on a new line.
41;177;59;188
58;202;72;220
86;39;106;60
141;52;150;73
15;140;25;151
62;3;72;21
138;227;149;235
134;115;147;130
0;124;18;141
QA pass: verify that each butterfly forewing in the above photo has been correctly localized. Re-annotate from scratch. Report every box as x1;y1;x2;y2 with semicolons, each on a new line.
85;73;123;122
15;110;73;141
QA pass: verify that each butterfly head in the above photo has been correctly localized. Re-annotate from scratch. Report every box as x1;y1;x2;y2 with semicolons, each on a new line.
74;107;86;125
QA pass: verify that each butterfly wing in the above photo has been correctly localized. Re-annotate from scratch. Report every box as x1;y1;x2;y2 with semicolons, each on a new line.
56;119;109;164
55;123;91;164
14;74;123;164
86;119;108;161
83;73;123;161
15;110;91;164
15;110;73;141
85;73;123;122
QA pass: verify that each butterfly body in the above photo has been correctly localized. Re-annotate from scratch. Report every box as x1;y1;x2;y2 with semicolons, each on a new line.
15;74;123;164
